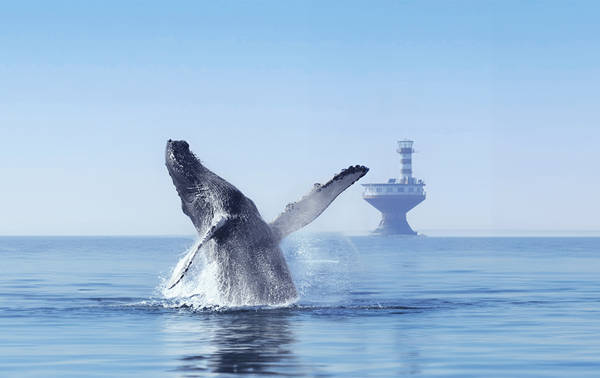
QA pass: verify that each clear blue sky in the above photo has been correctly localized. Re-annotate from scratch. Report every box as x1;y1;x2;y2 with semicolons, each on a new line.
1;1;598;235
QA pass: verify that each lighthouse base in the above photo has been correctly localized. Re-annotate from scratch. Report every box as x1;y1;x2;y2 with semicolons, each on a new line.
363;193;425;235
374;212;417;235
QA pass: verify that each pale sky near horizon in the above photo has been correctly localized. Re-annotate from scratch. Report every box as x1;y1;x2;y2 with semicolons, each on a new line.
1;1;599;235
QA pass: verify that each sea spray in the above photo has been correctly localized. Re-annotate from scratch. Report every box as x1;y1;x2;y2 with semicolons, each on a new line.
161;239;221;307
161;239;298;309
161;233;361;309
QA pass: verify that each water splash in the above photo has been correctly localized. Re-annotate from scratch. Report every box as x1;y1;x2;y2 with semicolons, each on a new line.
159;239;298;309
159;233;361;310
160;240;223;308
283;233;359;304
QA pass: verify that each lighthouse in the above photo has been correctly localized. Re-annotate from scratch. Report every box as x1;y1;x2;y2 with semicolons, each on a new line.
362;140;426;235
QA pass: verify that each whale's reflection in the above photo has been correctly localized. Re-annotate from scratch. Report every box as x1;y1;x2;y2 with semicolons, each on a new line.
162;309;302;375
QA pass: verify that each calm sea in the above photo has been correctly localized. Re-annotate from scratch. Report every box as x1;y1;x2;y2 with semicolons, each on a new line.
1;235;599;377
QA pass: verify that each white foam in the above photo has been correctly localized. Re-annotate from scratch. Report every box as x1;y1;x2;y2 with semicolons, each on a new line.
161;240;222;307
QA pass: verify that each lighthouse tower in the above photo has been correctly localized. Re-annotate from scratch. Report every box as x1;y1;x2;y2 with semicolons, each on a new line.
362;140;426;235
398;140;414;181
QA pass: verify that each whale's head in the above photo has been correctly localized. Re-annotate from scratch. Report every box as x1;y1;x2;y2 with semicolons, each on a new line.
165;139;216;231
165;139;201;185
165;138;216;206
165;139;250;235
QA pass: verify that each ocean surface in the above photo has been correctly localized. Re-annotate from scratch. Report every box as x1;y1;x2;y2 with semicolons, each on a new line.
1;235;599;377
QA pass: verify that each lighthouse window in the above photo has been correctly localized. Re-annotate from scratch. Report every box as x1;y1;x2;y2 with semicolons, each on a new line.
398;187;404;192
376;187;382;193
386;187;392;193
409;187;414;192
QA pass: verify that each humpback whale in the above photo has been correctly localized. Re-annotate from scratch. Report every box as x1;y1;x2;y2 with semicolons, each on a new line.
165;139;368;306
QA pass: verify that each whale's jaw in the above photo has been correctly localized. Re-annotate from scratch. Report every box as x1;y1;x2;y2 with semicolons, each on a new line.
165;139;203;191
165;139;226;236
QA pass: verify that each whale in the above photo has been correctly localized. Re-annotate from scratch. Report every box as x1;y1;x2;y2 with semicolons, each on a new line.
165;139;368;305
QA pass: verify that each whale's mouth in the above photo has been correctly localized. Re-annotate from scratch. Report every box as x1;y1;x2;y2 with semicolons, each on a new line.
166;139;191;166
165;139;203;181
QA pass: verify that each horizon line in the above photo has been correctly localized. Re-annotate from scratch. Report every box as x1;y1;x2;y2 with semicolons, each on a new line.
1;229;600;238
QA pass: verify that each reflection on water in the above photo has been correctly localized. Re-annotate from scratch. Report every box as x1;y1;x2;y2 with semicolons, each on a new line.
159;305;427;376
162;309;301;376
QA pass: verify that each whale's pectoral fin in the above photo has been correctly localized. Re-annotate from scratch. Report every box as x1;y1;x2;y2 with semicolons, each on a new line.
269;165;368;240
166;216;228;289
